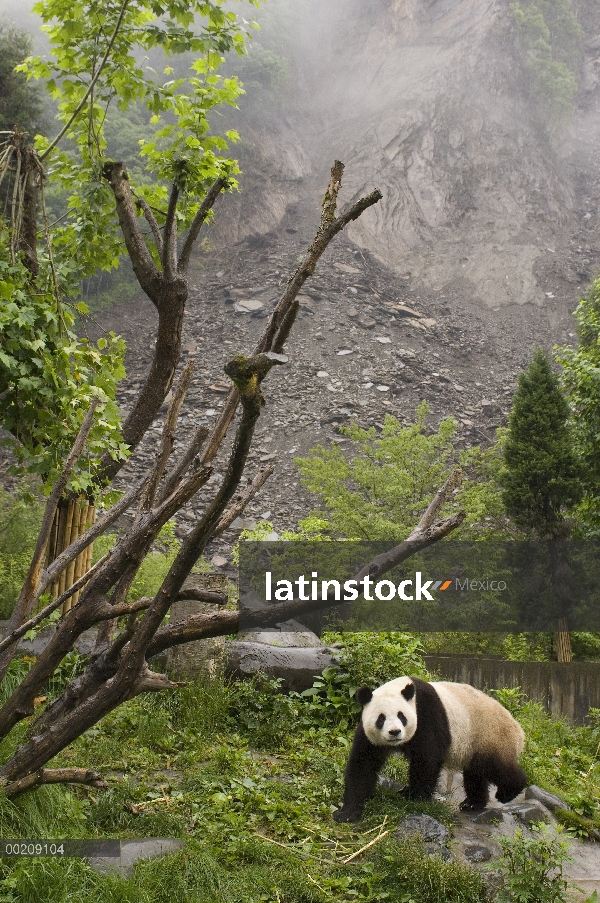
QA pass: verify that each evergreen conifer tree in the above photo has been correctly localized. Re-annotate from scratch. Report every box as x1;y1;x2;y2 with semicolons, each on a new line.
501;347;581;538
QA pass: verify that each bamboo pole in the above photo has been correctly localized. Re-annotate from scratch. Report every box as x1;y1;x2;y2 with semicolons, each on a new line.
57;502;74;600
71;501;89;607
47;512;59;599
556;618;572;663
41;499;98;614
62;501;81;613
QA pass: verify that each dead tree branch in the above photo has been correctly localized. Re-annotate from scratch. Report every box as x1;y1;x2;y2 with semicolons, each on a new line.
201;161;382;464
162;183;180;281
158;424;209;502
213;465;275;536
98;164;227;484
178;177;229;275
138;360;195;510
0;162;386;795
2;768;108;798
134;193;163;255
0;552;112;658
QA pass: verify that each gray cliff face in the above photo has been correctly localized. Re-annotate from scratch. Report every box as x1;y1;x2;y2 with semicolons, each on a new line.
219;0;600;317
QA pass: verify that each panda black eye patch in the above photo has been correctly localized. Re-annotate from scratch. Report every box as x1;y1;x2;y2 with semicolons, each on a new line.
397;712;407;726
375;714;386;730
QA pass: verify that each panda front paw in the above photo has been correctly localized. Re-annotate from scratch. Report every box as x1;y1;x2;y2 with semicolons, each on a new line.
333;806;361;823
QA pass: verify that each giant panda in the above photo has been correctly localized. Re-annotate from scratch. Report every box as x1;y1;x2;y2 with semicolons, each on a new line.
333;676;527;823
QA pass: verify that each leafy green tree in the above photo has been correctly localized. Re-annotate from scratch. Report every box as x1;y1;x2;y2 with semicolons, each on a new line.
294;402;459;540
557;276;600;537
510;0;582;116
0;0;257;490
0;23;44;134
0;221;126;491
500;347;581;538
291;402;518;542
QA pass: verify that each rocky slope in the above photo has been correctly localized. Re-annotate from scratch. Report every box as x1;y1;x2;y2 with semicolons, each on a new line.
217;0;600;318
7;0;600;560
104;193;569;559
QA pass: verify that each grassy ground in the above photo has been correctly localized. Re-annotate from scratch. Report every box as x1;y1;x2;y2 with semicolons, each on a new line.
0;636;598;902
0;664;485;903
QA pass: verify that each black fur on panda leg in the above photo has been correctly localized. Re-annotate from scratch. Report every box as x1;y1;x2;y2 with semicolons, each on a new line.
406;752;446;801
333;722;391;823
401;678;452;801
461;753;528;810
461;763;489;811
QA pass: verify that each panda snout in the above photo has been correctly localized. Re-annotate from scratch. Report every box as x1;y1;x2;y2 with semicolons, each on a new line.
388;728;402;737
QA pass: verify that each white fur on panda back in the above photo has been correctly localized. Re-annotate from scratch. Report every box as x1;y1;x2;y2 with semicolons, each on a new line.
432;682;525;771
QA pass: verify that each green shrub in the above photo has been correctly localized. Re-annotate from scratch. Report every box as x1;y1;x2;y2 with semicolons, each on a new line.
374;833;487;903
324;631;429;689
293;402;459;541
496;823;571;902
421;631;553;660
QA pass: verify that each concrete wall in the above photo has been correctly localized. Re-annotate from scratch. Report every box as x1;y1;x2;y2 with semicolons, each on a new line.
424;656;600;725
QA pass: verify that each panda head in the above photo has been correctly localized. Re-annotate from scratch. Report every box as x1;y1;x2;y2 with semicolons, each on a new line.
357;676;418;747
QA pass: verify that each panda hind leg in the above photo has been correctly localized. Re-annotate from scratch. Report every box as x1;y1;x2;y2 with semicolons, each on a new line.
462;754;528;810
461;763;489;811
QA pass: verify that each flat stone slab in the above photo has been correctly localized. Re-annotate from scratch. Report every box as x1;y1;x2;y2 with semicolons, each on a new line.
236;626;326;648
505;801;550;826
234;299;264;313
88;838;184;875
463;844;492;863
396;814;450;845
467;808;506;826
225;641;337;691
525;784;569;812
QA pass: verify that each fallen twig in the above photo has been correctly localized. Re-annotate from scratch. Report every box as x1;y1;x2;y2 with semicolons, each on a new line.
342;827;391;863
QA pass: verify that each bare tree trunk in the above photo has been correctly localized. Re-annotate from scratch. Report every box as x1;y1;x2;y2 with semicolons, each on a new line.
0;162;454;800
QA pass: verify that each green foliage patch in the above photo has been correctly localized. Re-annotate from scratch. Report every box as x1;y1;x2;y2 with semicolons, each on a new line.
292;401;508;542
0;487;43;619
0;227;127;492
294;401;458;540
510;0;582;116
557;274;600;537
92;520;180;603
496;823;571;903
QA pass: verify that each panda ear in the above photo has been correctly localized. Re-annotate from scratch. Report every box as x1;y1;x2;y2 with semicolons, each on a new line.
356;686;373;706
401;682;415;701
